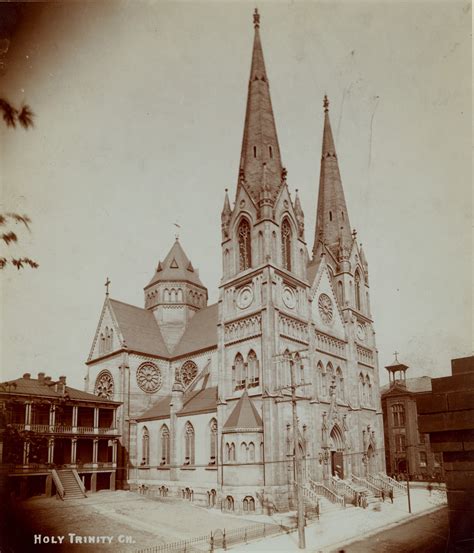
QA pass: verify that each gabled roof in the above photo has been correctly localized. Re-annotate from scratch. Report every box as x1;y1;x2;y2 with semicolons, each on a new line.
0;376;120;405
173;303;218;357
146;239;205;289
137;395;172;421
109;299;169;357
178;386;217;417
223;391;263;432
136;385;218;422
381;376;432;397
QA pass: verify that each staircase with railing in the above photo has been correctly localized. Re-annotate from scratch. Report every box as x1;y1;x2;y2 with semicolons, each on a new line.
377;472;408;494
54;469;87;500
307;479;345;507
366;474;394;495
351;474;382;497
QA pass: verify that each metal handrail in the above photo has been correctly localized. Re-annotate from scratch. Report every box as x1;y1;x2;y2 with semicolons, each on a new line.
378;472;407;492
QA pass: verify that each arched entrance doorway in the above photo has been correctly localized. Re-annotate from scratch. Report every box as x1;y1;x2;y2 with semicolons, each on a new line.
329;425;345;479
367;444;375;475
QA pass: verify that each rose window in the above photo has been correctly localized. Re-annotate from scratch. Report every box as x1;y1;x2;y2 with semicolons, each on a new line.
318;293;334;325
137;363;162;393
95;371;114;399
181;361;198;386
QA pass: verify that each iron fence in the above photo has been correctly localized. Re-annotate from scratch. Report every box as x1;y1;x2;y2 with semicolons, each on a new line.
134;522;295;553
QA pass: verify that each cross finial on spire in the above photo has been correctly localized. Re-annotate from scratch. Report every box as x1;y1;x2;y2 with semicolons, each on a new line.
323;95;329;112
104;277;111;296
173;222;181;240
253;8;260;28
393;351;399;362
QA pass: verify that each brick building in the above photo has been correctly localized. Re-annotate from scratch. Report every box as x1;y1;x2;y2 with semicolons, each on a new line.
416;356;474;551
381;358;443;480
0;372;121;499
84;9;386;513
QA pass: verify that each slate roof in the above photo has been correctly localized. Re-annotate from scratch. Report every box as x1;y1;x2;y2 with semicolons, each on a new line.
223;391;263;432
146;239;205;289
178;386;218;416
0;376;120;404
137;385;218;421
173;303;218;357
381;376;432;396
137;395;172;421
109;299;169;357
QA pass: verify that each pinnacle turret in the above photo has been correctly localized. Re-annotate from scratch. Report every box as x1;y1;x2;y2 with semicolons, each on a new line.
313;96;352;258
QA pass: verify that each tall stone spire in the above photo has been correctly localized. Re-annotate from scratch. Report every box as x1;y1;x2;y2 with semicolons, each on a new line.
238;8;283;203
313;96;352;258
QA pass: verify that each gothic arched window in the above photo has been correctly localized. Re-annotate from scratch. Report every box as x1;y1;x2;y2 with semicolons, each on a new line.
392;403;405;427
336;367;345;401
248;442;255;462
209;418;217;465
355;270;361;311
337;281;344;307
281;219;292;271
160;424;170;465
238;218;252;271
359;373;365;405
141;427;150;466
234;353;245;390
247;350;259;387
241;442;248;462
184;422;195;465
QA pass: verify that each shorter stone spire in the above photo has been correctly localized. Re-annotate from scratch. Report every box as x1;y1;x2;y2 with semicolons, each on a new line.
294;189;305;238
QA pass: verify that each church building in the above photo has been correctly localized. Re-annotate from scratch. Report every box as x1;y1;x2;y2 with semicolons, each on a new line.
85;9;385;513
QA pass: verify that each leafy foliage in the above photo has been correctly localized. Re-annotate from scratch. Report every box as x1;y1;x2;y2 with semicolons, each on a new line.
1;98;38;270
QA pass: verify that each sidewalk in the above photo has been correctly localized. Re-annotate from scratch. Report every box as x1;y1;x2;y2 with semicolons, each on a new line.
230;488;447;552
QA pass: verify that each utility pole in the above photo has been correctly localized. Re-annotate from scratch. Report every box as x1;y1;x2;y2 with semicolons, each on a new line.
289;354;306;549
273;349;310;550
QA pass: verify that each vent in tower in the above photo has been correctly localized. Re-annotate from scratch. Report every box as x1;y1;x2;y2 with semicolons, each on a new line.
187;261;194;272
170;258;179;268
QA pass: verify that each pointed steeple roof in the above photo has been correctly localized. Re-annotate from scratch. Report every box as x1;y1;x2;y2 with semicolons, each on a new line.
238;9;283;203
312;96;352;258
146;238;205;288
223;390;263;432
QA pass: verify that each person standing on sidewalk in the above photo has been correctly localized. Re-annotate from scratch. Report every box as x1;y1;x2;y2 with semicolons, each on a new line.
381;489;385;502
388;488;394;503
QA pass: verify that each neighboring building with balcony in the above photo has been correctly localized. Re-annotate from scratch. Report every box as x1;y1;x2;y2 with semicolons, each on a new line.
0;372;121;499
381;358;444;481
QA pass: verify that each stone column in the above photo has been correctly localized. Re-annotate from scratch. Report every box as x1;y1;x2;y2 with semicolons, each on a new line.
112;439;118;465
72;405;78;430
49;404;56;430
94;407;99;431
71;438;77;465
25;401;32;428
23;440;30;466
47;438;54;464
170;382;184;481
92;438;99;465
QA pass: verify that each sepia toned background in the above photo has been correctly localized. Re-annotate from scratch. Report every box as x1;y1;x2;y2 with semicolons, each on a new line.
1;1;471;388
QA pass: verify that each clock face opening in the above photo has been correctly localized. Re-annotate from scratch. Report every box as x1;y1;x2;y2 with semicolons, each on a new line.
237;286;254;309
282;287;296;309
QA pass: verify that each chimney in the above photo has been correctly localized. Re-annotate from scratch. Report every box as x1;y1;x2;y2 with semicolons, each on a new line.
57;376;67;394
23;373;31;379
44;376;52;385
38;372;45;383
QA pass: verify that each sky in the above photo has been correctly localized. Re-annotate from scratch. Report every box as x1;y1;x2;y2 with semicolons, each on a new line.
1;1;472;390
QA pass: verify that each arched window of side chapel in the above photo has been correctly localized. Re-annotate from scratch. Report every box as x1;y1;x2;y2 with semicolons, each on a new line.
238;218;252;271
281;218;292;271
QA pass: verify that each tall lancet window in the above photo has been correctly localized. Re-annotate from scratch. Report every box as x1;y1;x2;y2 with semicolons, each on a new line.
354;270;361;311
281;219;292;271
184;421;195;465
238;218;252;271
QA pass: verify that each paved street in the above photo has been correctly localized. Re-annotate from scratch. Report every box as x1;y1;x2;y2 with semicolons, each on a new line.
330;506;449;553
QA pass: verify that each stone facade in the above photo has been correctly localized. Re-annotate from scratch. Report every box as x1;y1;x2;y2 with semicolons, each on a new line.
85;10;385;513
